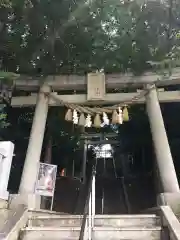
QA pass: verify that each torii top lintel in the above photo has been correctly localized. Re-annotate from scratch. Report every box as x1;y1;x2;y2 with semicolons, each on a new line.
14;67;180;91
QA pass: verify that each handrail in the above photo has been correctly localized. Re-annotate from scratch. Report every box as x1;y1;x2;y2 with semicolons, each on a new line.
141;205;180;240
112;155;130;214
74;180;86;214
160;205;180;240
79;167;96;240
120;176;131;213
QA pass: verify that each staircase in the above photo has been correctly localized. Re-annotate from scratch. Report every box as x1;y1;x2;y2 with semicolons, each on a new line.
19;211;162;240
18;169;163;240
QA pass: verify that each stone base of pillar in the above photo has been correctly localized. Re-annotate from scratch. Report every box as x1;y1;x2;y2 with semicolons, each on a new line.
0;191;9;209
9;194;41;210
0;199;8;209
157;192;180;214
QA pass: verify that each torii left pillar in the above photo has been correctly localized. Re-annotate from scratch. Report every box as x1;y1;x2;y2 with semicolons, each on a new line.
11;84;51;209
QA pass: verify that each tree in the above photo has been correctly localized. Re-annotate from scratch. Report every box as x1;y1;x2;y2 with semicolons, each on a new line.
0;0;179;75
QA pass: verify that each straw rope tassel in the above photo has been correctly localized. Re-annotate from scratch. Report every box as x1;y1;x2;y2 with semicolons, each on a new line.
123;106;129;122
65;109;72;121
79;113;86;126
112;110;118;124
94;113;101;128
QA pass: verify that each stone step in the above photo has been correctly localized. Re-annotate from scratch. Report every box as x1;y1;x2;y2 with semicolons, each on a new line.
93;226;162;240
20;226;162;240
28;215;82;227
28;214;160;228
20;227;80;240
29;209;68;218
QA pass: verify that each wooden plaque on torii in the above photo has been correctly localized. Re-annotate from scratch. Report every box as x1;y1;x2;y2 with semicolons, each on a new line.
87;72;106;101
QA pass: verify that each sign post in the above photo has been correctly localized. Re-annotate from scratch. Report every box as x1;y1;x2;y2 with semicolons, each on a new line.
35;163;57;210
0;141;14;202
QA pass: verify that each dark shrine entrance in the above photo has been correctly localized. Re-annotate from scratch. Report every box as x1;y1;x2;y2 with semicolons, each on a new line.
52;130;156;214
81;133;128;214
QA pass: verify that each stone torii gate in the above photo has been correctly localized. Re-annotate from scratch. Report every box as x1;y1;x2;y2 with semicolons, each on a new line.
10;68;180;211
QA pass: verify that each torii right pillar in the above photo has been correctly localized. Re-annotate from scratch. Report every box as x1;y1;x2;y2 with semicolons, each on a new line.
145;84;180;213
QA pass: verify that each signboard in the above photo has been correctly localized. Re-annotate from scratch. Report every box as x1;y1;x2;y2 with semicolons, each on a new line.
35;163;57;197
87;72;105;101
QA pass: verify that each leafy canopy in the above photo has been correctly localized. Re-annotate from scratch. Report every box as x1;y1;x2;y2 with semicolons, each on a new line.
0;0;179;75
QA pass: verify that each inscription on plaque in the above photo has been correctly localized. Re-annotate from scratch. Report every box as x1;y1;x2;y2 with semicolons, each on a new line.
87;73;105;101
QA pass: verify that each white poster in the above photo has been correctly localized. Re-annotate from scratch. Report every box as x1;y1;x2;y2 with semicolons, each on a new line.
35;163;57;197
